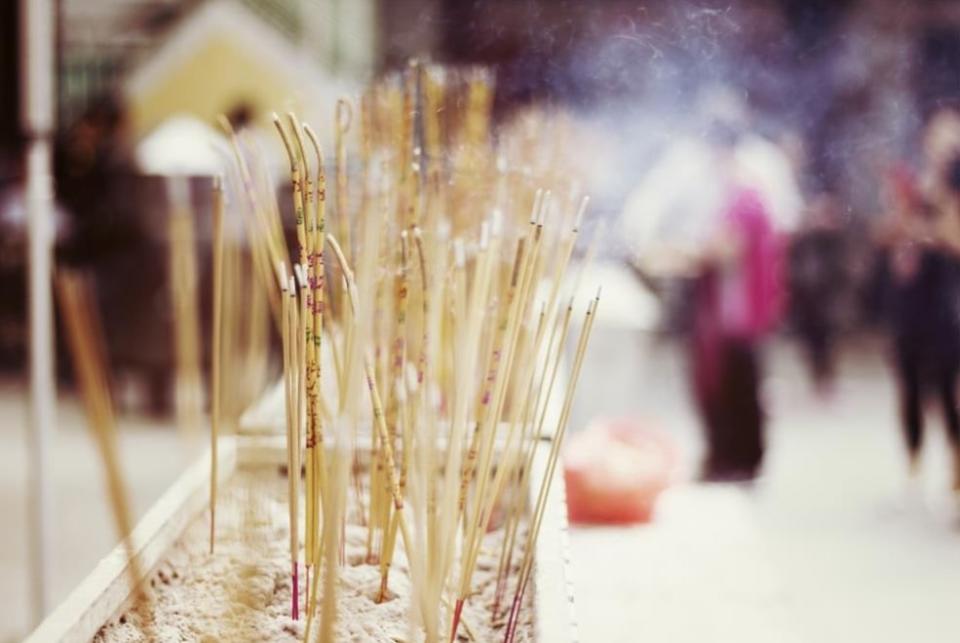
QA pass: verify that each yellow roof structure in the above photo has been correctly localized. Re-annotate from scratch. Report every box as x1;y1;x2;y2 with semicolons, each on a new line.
122;0;357;144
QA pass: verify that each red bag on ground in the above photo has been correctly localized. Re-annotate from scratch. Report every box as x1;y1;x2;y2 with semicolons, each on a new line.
563;418;677;524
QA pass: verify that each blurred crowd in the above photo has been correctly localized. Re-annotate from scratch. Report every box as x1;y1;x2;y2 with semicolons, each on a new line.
4;79;960;500
621;88;960;494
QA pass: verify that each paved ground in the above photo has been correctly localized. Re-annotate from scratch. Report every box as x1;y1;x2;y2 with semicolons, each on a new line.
568;322;960;643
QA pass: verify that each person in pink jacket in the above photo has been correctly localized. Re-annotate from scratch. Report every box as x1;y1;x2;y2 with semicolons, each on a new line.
690;187;785;481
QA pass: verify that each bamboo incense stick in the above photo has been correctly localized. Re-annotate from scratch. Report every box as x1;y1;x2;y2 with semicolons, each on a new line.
167;176;203;445
217;115;284;330
289;278;303;620
542;196;587;325
320;433;350;643
279;269;302;620
335;99;353;270
303;119;333;613
209;175;225;555
377;230;411;602
470;305;548;618
56;271;155;633
569;219;605;303
327;233;406;512
294;263;318;619
505;291;599;643
489;307;549;621
494;298;574;616
327;232;419;606
453;213;548;641
442;226;503;642
329;112;353;568
275;113;324;610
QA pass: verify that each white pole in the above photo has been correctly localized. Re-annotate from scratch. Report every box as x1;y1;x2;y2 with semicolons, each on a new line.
20;0;56;625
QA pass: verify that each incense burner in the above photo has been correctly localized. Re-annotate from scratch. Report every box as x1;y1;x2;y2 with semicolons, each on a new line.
24;435;576;642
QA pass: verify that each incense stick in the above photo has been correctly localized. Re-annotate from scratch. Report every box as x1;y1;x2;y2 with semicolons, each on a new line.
217;115;285;331
279;270;302;620
56;271;155;633
209;176;225;555
167;177;203;445
247;66;602;641
335;99;353;270
505;291;600;643
275;113;325;610
494;298;574;617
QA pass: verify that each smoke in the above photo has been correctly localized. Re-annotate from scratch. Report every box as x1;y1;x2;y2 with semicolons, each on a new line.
378;0;937;243
487;1;926;223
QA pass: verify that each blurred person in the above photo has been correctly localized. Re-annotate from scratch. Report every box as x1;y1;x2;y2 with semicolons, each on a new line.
621;88;794;481
876;109;960;491
689;185;784;481
788;194;848;396
55;96;173;413
621;88;802;272
56;95;137;268
621;87;800;333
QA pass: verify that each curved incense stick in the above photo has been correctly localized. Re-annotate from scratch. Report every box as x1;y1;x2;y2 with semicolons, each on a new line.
274;113;322;609
218;115;284;330
301;120;330;607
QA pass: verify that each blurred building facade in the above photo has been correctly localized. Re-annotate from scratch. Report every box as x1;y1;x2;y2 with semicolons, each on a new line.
120;0;358;143
3;0;960;373
58;0;376;130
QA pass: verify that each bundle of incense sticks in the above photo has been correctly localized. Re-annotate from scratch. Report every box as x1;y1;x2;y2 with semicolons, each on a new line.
205;141;286;580
209;62;599;642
